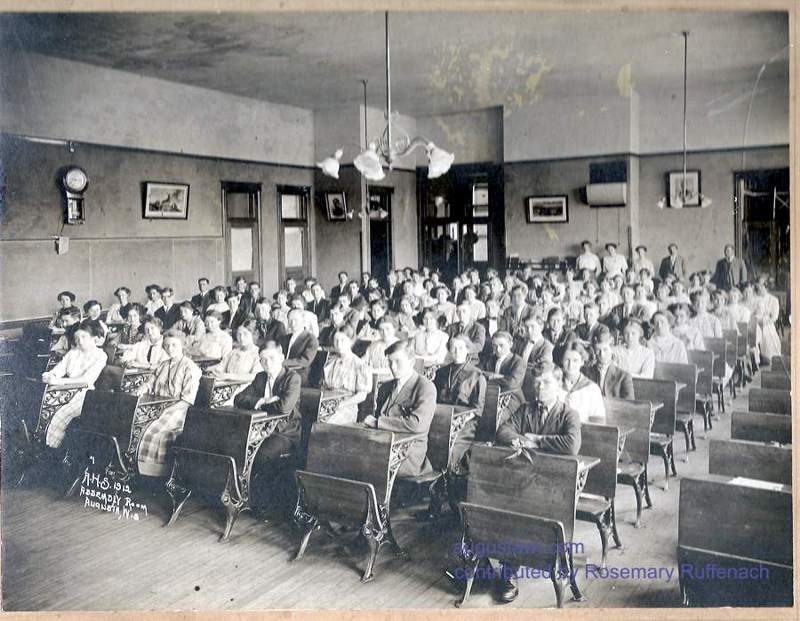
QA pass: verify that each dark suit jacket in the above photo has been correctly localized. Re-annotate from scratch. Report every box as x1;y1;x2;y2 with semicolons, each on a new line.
249;319;286;347
712;257;748;291
374;372;437;476
234;368;303;443
191;292;213;315
512;337;554;376
446;321;486;359
481;352;526;391
605;303;649;336
542;327;575;368
307;298;331;324
583;363;635;399
476;316;510;363
155;304;181;331
659;254;688;282
330;284;348;301
280;331;319;377
496;399;581;455
433;363;486;411
502;304;537;338
574;321;602;344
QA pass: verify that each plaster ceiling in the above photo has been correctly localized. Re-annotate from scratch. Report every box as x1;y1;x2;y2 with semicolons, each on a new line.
0;11;789;117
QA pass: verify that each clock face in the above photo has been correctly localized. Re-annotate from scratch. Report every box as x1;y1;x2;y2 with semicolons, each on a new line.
64;167;88;193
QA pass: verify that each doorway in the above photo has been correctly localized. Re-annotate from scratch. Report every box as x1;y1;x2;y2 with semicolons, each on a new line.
417;163;504;282
733;168;790;289
367;186;393;283
222;181;262;286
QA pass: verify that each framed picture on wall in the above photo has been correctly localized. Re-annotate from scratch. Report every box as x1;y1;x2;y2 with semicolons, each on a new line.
143;182;190;219
667;170;702;207
324;191;347;221
526;195;569;223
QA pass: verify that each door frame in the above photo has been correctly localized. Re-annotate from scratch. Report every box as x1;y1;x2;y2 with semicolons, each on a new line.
276;185;312;283
367;185;394;279
221;181;263;287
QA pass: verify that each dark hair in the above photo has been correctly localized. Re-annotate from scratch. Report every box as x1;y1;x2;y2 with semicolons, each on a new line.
592;324;614;346
143;316;164;331
161;287;174;296
205;310;223;322
334;325;355;340
127;303;146;317
198;277;210;285
76;319;104;340
179;301;195;312
82;299;101;312
384;339;410;357
145;284;162;295
57;290;77;302
564;341;588;362
114;287;131;298
635;245;647;252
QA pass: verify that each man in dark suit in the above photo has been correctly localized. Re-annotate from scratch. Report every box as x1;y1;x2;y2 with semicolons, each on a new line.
494;364;582;602
279;308;319;383
574;301;603;346
502;285;536;339
362;340;437;477
330;271;349;302
583;325;635;399
658;243;688;282
155;287;181;331
446;301;486;365
385;270;402;311
239;281;263;318
512;313;553;377
234;342;302;509
711;244;748;291
247;302;287;347
190;278;213;315
542;307;574;368
481;331;526;393
605;285;649;337
307;283;331;324
477;299;509;365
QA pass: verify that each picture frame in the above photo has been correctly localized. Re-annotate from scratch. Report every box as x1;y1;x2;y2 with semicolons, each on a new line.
667;170;702;207
142;182;189;219
324;191;347;221
525;194;569;223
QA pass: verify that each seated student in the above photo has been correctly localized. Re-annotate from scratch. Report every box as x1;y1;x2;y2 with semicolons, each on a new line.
606;285;648;336
49;290;81;336
120;316;170;370
234;342;303;507
494;364;582;603
726;287;751;325
583;325;635;399
363;315;401;371
559;283;584;329
477;298;508;350
648;310;688;364
361;340;437;477
671;302;705;351
433;335;487;462
655;281;675;313
113;303;146;350
82;299;109;345
231;275;249;299
481;331;526;392
301;277;317;306
186;311;233;361
280;308;320;382
462;285;486;321
288;294;319;338
330;271;349;302
633;283;657;322
249;301;287;348
395;295;419;339
560;342;606;423
574;301;603;349
173;301;206;348
447;300;487;365
689;289;723;339
672;281;690;305
344;296;370;339
580;278;599;306
542;307;573;368
205;286;231;326
43;322;108;449
413;308;449;367
753;276;782;363
512;312;554;377
431;285;457;326
144;284;165;317
320;326;372;424
50;307;82;355
307;283;331;325
107;287;132;325
711;289;736;331
364;298;389;340
614;318;655;379
155;287;181;331
226;292;242;329
191;277;213;315
502;285;535;339
318;302;347;347
134;331;202;477
205;325;262;406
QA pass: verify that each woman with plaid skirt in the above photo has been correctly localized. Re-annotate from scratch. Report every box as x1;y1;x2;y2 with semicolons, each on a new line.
135;331;201;477
44;323;108;448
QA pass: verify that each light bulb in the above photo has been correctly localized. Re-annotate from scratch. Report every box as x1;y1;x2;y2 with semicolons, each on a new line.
316;148;343;179
427;142;454;179
354;143;385;181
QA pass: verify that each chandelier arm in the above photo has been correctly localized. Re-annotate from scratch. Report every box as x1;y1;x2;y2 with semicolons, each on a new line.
390;136;430;161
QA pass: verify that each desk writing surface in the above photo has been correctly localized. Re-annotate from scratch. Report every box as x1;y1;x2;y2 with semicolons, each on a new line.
138;393;177;407
45;380;86;390
206;377;250;388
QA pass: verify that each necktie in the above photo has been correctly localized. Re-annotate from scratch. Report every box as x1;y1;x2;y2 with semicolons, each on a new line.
264;374;273;399
495;355;504;375
147;343;155;365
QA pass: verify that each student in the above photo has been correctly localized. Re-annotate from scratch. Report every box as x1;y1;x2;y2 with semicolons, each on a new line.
144;284;164;317
602;243;628;280
576;240;601;276
659;243;688;282
413;308;449;367
632;245;655;277
320;326;372;424
155;287;181;331
107;287;132;325
120;316;170;370
205;325;262;406
191;277;212;315
560;342;605;423
583;326;634;399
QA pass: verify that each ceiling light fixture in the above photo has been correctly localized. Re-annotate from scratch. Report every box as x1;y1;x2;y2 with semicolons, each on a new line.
658;31;712;210
317;12;454;182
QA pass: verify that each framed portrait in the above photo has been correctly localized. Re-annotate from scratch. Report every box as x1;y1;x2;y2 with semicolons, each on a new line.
324;191;347;221
667;170;701;207
525;194;569;223
142;182;189;219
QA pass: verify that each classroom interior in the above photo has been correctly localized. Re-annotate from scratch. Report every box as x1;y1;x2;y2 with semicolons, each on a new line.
0;9;793;612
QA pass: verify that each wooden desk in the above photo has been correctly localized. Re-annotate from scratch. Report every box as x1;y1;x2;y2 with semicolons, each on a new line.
166;405;290;540
731;410;792;445
120;367;152;393
67;391;178;488
191;356;221;372
195;376;250;408
709;438;792;485
292;423;425;582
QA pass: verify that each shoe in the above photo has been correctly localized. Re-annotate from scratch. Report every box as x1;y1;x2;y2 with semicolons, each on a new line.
497;574;519;603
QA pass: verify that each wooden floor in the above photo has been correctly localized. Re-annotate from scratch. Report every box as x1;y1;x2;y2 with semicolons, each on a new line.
0;361;785;611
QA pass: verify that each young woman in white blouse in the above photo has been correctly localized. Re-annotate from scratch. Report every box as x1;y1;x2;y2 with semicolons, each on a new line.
206;325;262;406
559;342;606;423
648;311;689;364
120;317;170;370
43;323;108;449
615;318;655;379
413;308;449;367
186;311;233;361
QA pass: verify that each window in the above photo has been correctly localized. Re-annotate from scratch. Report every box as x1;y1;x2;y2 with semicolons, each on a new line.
277;186;311;282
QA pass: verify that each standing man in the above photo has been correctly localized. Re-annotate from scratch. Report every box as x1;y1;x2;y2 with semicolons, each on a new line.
362;340;437;477
712;244;748;291
659;243;688;282
191;278;213;315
